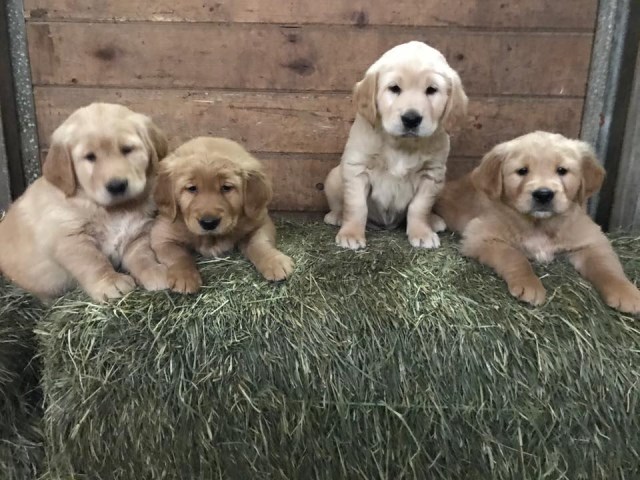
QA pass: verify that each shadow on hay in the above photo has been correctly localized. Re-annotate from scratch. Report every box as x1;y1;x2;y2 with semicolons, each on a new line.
0;279;45;479
35;222;640;479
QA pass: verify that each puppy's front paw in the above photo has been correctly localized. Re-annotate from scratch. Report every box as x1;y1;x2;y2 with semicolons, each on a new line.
324;211;342;226
259;253;294;281
88;272;136;302
407;223;440;249
167;265;202;294
336;225;366;250
136;264;169;291
507;276;546;306
602;282;640;314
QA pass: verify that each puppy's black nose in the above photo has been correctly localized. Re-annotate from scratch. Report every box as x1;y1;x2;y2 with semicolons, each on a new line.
106;178;128;196
532;188;555;204
401;110;423;129
198;216;221;231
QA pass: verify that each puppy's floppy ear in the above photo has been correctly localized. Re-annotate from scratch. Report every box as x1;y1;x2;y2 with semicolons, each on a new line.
243;168;272;219
43;135;76;197
471;143;507;200
442;68;468;133
134;114;169;174
353;72;378;125
154;166;177;221
576;141;605;203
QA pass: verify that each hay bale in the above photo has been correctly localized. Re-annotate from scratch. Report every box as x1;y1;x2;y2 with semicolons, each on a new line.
39;222;640;479
0;279;44;479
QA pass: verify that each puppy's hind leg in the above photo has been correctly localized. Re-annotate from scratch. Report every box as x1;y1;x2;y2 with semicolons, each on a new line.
323;166;343;226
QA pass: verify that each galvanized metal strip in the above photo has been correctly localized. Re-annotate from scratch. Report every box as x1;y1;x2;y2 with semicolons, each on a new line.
0;104;10;210
6;0;40;187
610;46;640;232
581;0;637;226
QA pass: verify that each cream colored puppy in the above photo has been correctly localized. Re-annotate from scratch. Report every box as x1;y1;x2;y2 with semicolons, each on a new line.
435;131;640;314
0;103;169;302
324;41;468;249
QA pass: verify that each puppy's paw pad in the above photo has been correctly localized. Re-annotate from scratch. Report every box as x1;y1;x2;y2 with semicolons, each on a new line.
336;231;366;250
261;253;294;281
138;264;169;291
408;225;440;249
324;211;342;226
603;284;640;314
89;273;136;302
429;214;447;233
167;266;202;294
508;278;546;306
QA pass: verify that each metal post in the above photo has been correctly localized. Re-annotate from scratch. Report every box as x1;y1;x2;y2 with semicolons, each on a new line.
0;104;10;210
581;0;640;229
610;46;640;232
2;0;40;198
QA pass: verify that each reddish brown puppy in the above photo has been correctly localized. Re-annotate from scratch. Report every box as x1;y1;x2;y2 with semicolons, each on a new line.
150;137;294;293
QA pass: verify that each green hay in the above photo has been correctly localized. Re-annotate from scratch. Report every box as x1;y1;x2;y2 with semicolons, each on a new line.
0;279;44;479
37;222;640;479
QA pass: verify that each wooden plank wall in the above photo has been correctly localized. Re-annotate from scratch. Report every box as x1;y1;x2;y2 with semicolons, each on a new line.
23;0;598;211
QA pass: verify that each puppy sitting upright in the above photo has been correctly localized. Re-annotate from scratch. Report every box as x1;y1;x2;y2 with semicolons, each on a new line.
324;41;468;249
0;103;169;302
150;137;294;293
435;131;640;314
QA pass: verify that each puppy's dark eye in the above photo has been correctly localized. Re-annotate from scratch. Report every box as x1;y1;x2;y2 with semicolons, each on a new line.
185;185;197;193
121;145;134;155
84;152;96;162
516;167;529;176
557;167;568;176
221;184;234;193
426;86;438;95
388;85;401;94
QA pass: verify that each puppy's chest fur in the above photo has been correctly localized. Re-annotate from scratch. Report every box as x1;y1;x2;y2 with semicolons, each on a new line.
366;149;437;228
81;200;154;265
521;231;559;264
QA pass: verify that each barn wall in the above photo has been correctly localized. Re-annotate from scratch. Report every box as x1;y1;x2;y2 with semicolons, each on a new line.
22;0;598;211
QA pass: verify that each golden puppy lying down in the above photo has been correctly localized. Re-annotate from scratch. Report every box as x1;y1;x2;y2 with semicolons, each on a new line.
0;103;169;302
435;131;640;314
324;41;468;249
150;137;294;293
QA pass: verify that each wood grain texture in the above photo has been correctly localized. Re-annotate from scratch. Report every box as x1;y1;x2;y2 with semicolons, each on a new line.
23;0;598;29
26;23;592;96
33;87;583;157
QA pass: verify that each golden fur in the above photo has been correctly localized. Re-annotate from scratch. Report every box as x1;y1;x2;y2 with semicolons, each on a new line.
324;41;467;249
0;103;169;302
435;131;640;314
150;137;294;293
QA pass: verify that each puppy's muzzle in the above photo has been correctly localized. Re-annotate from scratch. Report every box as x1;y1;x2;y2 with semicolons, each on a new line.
198;216;221;231
106;178;129;196
401;110;423;131
532;188;554;205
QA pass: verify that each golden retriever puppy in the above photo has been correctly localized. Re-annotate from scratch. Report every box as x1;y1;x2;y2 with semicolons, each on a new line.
0;103;169;302
435;131;640;314
324;40;468;249
150;137;294;293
